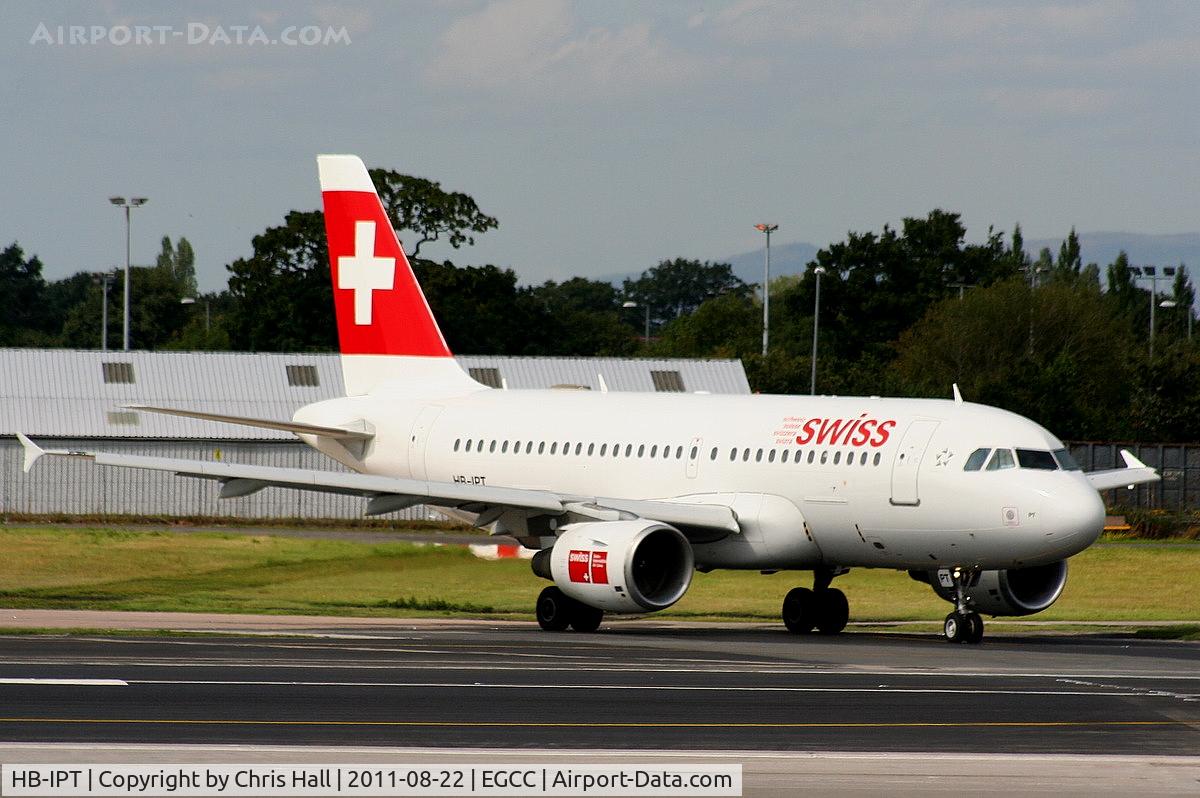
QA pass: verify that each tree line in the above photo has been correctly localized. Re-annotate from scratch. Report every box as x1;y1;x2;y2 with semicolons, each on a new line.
3;166;1198;442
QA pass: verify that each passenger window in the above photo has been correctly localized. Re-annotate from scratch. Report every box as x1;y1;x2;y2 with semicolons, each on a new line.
781;450;789;463
1053;448;1082;471
538;442;545;454
833;451;841;465
808;451;816;464
625;444;633;457
742;448;750;462
663;446;671;459
963;448;990;471
985;449;1015;470
526;441;533;454
873;452;881;466
587;443;595;456
489;440;497;453
729;448;737;462
638;444;646;457
550;442;558;455
755;449;763;462
453;439;460;452
710;447;717;460
464;439;472;452
859;451;867;465
650;445;658;457
599;444;607;456
768;449;776;463
514;440;521;453
501;441;509;454
575;442;582;455
1016;449;1057;470
675;446;683;459
820;451;828;464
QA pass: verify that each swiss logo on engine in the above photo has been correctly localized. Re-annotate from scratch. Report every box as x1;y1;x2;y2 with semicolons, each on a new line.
567;549;609;585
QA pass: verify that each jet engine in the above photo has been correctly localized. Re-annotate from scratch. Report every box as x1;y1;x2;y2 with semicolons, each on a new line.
531;520;694;613
910;560;1069;616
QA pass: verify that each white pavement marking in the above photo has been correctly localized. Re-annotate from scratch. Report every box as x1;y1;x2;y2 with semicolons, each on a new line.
120;679;1164;698
0;678;127;686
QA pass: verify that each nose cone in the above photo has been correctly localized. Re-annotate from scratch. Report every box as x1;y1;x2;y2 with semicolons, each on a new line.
1043;477;1106;557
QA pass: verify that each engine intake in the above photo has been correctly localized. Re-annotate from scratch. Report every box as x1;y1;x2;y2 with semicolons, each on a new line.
910;560;1069;616
532;520;694;614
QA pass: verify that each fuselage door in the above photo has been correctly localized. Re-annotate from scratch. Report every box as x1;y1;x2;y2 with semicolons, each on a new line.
686;436;703;479
890;419;940;506
407;404;444;481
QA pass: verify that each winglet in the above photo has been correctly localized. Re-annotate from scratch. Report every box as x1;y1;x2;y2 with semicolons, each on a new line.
1119;449;1148;469
952;383;963;404
16;433;44;473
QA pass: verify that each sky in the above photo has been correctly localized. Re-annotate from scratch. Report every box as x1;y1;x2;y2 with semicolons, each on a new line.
3;1;1200;293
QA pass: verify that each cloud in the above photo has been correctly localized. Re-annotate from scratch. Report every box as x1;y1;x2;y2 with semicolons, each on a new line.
985;86;1118;117
424;0;708;97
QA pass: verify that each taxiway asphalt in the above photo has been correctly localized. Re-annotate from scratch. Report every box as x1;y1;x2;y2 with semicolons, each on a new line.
0;619;1197;755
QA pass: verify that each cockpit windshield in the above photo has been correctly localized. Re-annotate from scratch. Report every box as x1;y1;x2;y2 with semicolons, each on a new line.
963;447;1079;472
1016;449;1057;470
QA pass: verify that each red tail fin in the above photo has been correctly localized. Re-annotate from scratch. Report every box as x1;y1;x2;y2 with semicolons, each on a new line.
318;155;451;358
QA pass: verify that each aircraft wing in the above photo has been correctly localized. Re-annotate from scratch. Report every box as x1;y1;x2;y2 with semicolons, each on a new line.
16;435;738;536
1085;449;1161;492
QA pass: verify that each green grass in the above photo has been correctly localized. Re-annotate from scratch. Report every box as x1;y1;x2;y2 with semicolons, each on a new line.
0;526;1198;623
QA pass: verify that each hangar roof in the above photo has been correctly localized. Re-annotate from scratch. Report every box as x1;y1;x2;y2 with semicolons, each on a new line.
0;349;750;440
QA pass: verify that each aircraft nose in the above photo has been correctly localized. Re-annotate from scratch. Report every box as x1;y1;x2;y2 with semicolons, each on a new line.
1043;478;1105;555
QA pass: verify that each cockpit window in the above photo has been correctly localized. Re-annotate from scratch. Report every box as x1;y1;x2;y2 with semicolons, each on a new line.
985;449;1015;470
963;448;990;471
1052;448;1081;471
1016;449;1058;470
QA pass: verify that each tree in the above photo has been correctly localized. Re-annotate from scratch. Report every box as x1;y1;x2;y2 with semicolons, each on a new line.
526;277;636;355
156;235;199;296
369;170;498;258
225;168;498;352
622;258;748;332
892;277;1136;438
226;211;335;351
0;242;51;345
1053;228;1082;281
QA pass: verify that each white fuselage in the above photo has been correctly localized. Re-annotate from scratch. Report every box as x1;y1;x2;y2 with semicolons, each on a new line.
295;382;1105;573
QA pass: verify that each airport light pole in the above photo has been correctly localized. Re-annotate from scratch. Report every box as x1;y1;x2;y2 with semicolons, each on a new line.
1130;265;1176;358
92;270;117;351
755;223;778;357
181;296;211;334
622;300;650;344
810;265;826;395
109;196;148;351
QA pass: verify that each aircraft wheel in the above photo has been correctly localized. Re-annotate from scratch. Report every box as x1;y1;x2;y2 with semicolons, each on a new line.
570;603;604;633
963;611;984;644
815;588;849;635
536;586;572;631
943;611;967;643
782;587;816;633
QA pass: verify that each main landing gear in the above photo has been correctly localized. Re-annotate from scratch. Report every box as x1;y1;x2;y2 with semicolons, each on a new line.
536;586;604;633
941;567;984;644
782;569;849;635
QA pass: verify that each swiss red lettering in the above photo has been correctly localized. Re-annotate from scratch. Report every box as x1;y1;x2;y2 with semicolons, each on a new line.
792;415;897;448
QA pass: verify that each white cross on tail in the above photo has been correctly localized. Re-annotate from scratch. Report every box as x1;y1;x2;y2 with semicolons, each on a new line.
337;220;395;325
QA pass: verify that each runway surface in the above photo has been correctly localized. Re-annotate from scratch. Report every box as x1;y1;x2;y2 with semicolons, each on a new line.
1;620;1198;756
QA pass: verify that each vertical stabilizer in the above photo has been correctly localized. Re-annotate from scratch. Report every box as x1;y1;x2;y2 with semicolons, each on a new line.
318;155;479;396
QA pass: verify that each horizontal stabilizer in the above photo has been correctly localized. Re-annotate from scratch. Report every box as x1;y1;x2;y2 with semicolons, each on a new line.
124;405;374;441
1086;449;1160;492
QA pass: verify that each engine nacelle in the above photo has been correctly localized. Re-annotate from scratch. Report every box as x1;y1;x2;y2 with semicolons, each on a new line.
911;560;1069;616
532;520;694;614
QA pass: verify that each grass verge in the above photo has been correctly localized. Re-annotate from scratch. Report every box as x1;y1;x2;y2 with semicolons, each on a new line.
0;526;1198;624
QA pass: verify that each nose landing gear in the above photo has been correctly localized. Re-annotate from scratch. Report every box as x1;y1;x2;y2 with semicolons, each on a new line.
940;567;984;644
782;568;849;635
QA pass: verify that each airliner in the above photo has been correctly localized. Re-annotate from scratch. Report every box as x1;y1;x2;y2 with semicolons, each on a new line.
19;155;1160;643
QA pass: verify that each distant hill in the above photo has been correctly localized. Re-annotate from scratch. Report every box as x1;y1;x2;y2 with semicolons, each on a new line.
724;241;820;286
